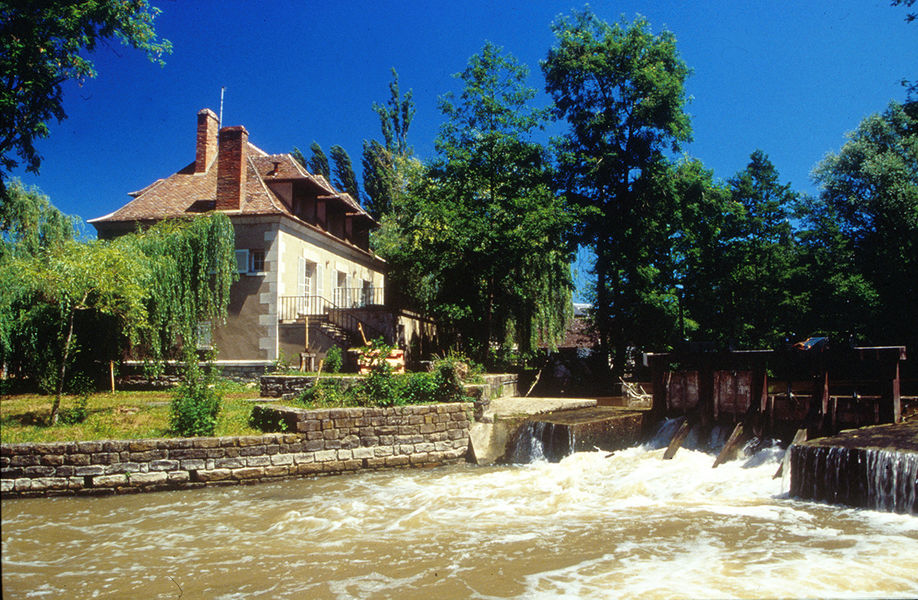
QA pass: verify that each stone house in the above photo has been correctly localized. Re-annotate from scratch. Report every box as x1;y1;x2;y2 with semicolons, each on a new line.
91;109;433;374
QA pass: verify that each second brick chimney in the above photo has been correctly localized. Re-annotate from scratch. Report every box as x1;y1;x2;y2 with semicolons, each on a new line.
194;108;219;173
216;126;248;211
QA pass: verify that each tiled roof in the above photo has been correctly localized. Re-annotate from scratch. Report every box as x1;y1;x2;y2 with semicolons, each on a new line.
90;140;372;225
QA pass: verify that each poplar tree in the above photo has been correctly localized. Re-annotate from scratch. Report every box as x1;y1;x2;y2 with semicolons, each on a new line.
362;69;416;220
308;141;331;180
330;145;360;200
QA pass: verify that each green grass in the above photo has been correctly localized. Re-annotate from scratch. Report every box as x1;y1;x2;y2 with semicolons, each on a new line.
0;381;263;444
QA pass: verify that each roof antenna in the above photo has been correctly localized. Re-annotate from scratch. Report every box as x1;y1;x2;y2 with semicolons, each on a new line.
219;86;226;125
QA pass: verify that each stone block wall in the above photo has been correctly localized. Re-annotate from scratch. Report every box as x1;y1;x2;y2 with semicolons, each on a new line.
1;403;471;499
260;375;363;398
259;373;519;400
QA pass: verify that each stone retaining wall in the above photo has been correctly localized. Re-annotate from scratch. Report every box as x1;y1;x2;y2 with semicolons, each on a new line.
259;373;519;400
1;403;472;499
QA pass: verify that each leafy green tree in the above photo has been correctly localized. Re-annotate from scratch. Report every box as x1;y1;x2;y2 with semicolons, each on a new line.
0;0;171;187
655;158;735;345
542;9;692;373
723;150;800;347
330;144;360;200
363;69;416;220
805;100;918;348
381;43;576;363
0;178;78;262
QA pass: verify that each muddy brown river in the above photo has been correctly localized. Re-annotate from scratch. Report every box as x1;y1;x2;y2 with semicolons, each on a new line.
3;441;917;599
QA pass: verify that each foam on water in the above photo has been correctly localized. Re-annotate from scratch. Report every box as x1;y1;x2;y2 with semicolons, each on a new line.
3;441;918;599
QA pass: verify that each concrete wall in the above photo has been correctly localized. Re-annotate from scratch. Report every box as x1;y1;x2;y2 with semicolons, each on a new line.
1;403;471;499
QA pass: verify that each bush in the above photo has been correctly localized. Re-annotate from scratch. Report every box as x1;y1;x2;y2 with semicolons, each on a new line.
170;368;221;436
297;379;356;408
283;347;479;412
401;371;439;405
324;345;343;373
365;361;399;406
431;352;479;403
58;373;93;425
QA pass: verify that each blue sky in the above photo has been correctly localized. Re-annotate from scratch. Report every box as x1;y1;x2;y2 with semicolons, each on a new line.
10;1;916;299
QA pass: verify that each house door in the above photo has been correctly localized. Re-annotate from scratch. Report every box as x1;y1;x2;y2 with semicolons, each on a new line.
297;259;318;314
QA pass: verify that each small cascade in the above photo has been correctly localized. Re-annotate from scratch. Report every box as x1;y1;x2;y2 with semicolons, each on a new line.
508;421;572;463
507;408;644;464
790;444;918;514
866;448;918;513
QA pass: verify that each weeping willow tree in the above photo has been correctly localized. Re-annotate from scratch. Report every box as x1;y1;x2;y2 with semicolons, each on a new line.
0;212;236;426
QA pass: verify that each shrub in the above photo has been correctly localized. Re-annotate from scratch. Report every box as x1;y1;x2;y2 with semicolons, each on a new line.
324;345;343;373
431;353;478;403
170;368;221;436
297;379;355;408
365;361;399;406
58;394;89;425
401;371;439;405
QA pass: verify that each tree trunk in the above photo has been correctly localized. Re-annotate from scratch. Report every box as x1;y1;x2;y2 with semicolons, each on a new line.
50;306;78;426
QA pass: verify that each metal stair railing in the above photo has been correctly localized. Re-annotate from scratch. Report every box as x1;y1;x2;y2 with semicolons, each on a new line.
278;295;389;344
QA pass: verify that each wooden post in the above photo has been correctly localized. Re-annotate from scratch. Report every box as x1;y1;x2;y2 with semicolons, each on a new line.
712;422;743;468
773;428;807;479
663;418;691;460
891;359;901;423
109;360;116;393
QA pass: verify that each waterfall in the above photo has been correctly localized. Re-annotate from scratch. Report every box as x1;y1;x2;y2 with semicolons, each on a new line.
509;421;573;463
790;445;918;514
867;448;918;513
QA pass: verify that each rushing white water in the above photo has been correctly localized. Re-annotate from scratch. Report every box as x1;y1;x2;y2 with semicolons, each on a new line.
3;439;918;599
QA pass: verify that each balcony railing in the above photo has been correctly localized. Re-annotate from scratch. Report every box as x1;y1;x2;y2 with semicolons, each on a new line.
333;287;385;308
279;295;330;321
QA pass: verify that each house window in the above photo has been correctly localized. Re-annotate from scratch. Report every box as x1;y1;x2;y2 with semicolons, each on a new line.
235;249;266;274
249;250;266;273
196;321;212;350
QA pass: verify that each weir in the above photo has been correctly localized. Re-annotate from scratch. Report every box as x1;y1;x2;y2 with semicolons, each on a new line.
508;407;644;463
790;421;918;514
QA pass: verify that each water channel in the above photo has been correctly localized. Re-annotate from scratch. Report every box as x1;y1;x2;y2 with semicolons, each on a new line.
3;435;918;599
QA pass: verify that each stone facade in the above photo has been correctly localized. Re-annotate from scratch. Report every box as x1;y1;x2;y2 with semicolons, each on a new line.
1;403;471;499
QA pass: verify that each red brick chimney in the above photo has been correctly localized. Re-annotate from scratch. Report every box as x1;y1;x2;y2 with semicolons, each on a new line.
194;108;219;173
216;126;248;211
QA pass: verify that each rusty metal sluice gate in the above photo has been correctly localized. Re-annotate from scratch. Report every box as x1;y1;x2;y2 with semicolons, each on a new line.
643;344;909;443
